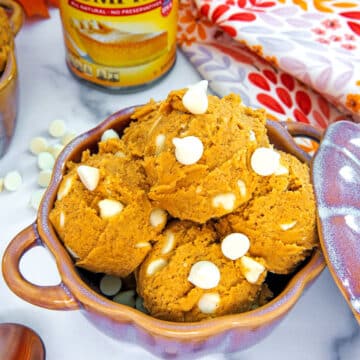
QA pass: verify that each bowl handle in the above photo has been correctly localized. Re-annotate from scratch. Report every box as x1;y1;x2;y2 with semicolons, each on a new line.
2;223;80;311
0;0;24;35
282;121;323;143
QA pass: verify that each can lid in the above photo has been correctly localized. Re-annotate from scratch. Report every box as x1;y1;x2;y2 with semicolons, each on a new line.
312;120;360;325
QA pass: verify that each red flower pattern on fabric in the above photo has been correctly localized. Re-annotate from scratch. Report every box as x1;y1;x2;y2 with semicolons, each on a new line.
322;19;341;29
248;69;330;128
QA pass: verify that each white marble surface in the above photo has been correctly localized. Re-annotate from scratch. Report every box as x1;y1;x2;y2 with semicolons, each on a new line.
0;9;359;360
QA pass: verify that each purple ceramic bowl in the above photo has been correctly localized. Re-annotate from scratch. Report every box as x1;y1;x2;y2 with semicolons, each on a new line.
2;108;325;357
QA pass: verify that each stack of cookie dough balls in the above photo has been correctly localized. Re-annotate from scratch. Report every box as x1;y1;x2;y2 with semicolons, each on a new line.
50;81;318;322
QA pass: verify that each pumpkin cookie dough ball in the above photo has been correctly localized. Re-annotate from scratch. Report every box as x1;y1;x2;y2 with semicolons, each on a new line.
0;7;13;73
137;221;268;322
50;140;167;278
216;164;317;275
123;87;270;223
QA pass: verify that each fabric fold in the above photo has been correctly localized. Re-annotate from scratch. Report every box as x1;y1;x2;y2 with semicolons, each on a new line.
177;0;360;125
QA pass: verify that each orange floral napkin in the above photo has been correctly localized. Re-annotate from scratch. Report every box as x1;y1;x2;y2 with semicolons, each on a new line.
177;0;360;130
15;0;58;18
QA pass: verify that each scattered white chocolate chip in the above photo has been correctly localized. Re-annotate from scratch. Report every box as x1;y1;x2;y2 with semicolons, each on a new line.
150;208;167;228
237;180;247;198
77;165;100;191
99;274;122;296
29;136;48;155
37;152;55;171
49;119;66;138
274;164;289;176
57;176;73;200
155;134;166;154
113;290;136;307
240;256;265;284
221;233;250;260
188;261;220;289
195;185;202;194
98;199;124;219
135;296;149;314
280;221;297;231
4;171;22;192
198;293;220;314
135;242;151;249
146;258;167;276
0;178;3;192
29;189;46;210
65;245;79;259
250;147;281;176
182;80;209;115
212;193;236;211
249;130;256;142
101;129;119;142
61;132;76;146
172;136;204;165
161;231;175;255
48;144;64;158
37;169;52;188
59;211;65;228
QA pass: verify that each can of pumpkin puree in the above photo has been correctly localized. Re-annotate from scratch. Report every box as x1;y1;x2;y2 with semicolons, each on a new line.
59;0;178;90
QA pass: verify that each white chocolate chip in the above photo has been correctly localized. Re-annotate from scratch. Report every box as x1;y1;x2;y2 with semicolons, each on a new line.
161;231;175;255
0;178;3;192
114;151;125;158
146;258;167;276
188;261;220;289
135;296;149;314
198;293;220;314
150;208;167;228
237;180;247;198
37;152;55;171
48;144;64;158
61;132;76;146
37;169;52;188
240;256;265;284
182;80;209;115
98;199;124;219
101;129;119;142
29;189;46;210
274;164;289;176
250;147;281;176
221;233;250;260
113;290;136;307
49;119;66;138
135;242;151;249
29;136;48;155
77;165;100;191
57;176;73;200
65;245;79;259
280;221;297;231
155;134;166;154
59;211;65;228
99;274;122;296
172;136;204;165
212;193;236;211
4;171;22;191
249;130;256;142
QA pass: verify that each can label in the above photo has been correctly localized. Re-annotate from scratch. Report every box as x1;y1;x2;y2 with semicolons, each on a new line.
59;0;178;88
